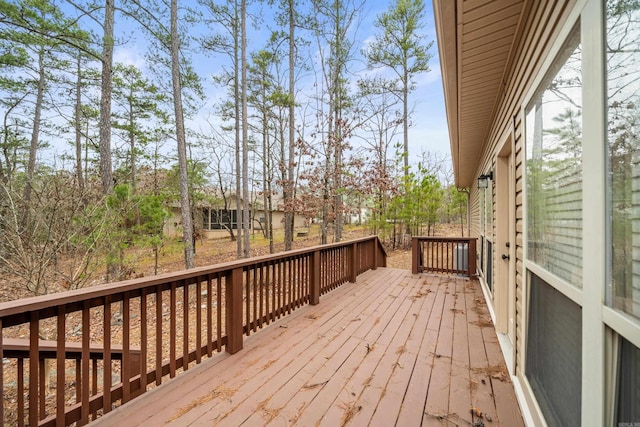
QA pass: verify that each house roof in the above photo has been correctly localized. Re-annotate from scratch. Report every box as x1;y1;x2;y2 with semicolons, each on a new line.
433;0;525;188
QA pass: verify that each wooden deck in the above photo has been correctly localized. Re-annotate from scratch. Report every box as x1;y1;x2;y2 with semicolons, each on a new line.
93;268;524;426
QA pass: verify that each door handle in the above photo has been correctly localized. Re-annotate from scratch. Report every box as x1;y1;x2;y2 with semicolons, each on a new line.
502;254;510;260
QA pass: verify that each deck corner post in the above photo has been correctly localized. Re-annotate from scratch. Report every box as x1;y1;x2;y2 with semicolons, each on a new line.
225;267;244;354
310;250;320;305
349;242;358;283
411;237;420;274
372;238;378;270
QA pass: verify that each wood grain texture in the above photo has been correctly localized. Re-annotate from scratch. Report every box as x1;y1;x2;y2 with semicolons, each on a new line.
93;268;524;427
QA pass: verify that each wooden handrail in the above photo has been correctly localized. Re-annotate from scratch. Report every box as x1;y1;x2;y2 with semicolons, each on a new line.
2;338;140;362
412;236;477;277
0;236;387;426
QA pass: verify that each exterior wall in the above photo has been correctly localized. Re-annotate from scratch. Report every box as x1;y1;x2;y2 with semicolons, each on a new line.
467;1;578;425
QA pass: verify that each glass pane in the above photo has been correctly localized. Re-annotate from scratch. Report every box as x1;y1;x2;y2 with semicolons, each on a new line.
486;240;493;291
526;273;582;427
608;0;640;319
480;188;485;235
526;27;582;287
617;336;640;424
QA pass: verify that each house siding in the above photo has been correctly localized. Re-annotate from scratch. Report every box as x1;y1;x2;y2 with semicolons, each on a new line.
467;0;576;379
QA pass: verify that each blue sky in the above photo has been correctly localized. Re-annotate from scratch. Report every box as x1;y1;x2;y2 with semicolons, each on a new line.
59;0;451;171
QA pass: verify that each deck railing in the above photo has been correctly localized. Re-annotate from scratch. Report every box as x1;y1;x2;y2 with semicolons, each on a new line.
411;236;477;277
0;236;386;427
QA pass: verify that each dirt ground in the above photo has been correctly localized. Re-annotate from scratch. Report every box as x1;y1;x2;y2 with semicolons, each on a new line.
0;223;466;304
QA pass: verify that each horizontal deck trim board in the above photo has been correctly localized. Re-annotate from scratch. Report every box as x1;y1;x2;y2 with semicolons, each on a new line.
92;269;524;427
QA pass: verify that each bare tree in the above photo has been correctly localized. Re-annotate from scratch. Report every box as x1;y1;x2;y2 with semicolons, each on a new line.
171;0;194;269
99;0;114;195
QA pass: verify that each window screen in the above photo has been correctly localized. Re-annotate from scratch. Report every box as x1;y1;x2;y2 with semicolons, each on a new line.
616;337;640;425
526;273;582;427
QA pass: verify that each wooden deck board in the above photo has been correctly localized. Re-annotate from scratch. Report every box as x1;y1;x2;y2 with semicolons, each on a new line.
92;268;524;427
466;285;500;425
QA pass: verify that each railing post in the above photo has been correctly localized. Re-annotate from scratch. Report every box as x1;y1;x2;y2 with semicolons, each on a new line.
412;237;420;274
350;242;358;283
310;250;320;305
372;238;378;270
469;238;477;276
225;267;244;354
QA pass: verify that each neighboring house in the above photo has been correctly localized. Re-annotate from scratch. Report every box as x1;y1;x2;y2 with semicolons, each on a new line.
434;0;639;426
165;194;307;239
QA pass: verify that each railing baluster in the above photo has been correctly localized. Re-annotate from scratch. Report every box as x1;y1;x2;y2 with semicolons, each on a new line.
292;258;296;308
91;358;98;418
298;257;302;306
141;288;148;392
103;296;112;413
276;262;282;318
75;359;80;404
287;258;292;314
182;281;189;371
39;358;45;420
216;276;222;353
259;265;264;328
245;269;250;336
29;312;39;426
170;282;176;378
207;276;212;357
81;301;90;425
18;357;24;427
122;292;131;402
155;286;162;386
270;262;275;322
196;278;202;363
253;267;258;332
56;307;65;425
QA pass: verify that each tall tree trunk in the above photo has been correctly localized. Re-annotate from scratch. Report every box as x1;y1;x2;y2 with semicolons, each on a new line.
99;0;114;195
75;54;84;193
22;47;46;225
262;102;274;253
171;0;194;269
403;69;409;177
234;0;242;258
241;0;250;258
284;0;295;251
129;87;136;191
334;103;343;242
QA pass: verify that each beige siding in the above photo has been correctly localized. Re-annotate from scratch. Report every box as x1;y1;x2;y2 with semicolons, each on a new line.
465;0;576;377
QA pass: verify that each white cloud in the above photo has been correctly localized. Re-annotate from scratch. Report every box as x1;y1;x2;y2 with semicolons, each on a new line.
113;47;146;70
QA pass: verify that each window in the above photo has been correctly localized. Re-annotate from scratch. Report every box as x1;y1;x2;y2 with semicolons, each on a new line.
478;180;493;290
203;208;238;230
525;26;582;287
486;240;493;291
607;0;640;320
526;273;582;427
